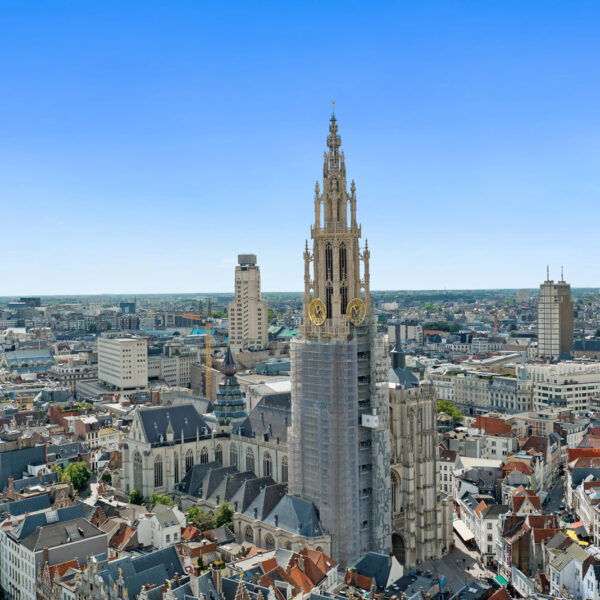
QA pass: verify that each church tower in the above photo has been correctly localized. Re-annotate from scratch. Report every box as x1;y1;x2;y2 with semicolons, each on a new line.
289;110;391;566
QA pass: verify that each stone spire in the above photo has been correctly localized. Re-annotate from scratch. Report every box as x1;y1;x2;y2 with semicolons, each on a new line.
212;346;247;428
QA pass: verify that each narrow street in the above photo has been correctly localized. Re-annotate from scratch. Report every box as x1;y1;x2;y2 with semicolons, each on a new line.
546;476;565;514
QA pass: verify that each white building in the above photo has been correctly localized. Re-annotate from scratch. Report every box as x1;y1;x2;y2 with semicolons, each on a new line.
228;254;268;354
136;504;186;549
520;362;600;414
97;333;148;391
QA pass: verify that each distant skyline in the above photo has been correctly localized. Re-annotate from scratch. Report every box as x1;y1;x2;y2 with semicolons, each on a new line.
2;1;600;295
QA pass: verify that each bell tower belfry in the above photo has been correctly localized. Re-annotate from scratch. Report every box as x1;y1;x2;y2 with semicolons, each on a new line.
302;110;370;339
290;110;391;567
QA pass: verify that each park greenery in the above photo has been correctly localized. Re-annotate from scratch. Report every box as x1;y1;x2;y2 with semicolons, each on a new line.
51;461;91;491
186;502;234;531
436;399;464;423
150;493;174;508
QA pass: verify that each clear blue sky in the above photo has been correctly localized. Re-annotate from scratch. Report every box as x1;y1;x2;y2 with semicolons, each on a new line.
2;1;600;295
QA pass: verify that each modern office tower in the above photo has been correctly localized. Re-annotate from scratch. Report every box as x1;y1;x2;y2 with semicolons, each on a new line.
97;333;148;390
119;301;136;314
537;268;574;360
228;254;269;354
288;113;391;566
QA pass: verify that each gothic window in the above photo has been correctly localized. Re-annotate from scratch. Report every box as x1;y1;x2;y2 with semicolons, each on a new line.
244;526;254;543
341;286;348;315
264;534;275;550
391;471;400;514
263;452;272;477
281;456;288;483
154;455;163;488
133;451;143;495
326;286;333;321
339;243;346;280
246;448;255;473
230;444;238;468
325;243;333;281
185;449;194;473
174;454;179;484
215;444;223;465
200;447;209;464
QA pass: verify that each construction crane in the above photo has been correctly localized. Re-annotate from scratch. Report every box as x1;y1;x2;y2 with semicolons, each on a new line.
181;299;213;400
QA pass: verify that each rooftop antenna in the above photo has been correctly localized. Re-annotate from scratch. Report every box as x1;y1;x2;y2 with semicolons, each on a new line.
561;265;564;282
331;100;336;117
546;265;550;281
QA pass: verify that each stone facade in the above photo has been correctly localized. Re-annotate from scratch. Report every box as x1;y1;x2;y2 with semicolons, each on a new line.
390;383;452;567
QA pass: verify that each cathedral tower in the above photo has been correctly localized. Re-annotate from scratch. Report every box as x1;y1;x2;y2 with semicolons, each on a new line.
289;111;391;566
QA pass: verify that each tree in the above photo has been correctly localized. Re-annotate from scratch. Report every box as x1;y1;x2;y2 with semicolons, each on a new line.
437;399;463;423
186;506;215;531
197;556;205;571
60;462;91;491
101;471;112;485
150;493;174;508
213;501;234;528
129;490;144;505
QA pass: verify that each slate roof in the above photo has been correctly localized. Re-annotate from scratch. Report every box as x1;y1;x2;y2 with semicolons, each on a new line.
139;404;211;445
11;503;86;540
21;516;104;551
572;468;600;488
388;366;419;390
263;495;323;538
12;472;58;492
176;462;222;496
352;552;392;591
99;546;184;599
243;484;287;521
221;576;271;600
230;476;276;513
234;400;290;444
0;494;51;517
0;445;46;489
47;442;89;461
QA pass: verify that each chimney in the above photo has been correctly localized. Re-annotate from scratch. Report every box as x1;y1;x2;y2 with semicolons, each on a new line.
297;556;305;572
211;564;222;594
7;476;13;497
38;469;43;482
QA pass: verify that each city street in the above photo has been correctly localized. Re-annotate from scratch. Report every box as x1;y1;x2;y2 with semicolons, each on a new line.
546;476;565;514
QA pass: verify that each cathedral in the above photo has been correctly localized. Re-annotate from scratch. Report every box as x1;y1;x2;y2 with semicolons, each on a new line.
288;111;391;567
121;112;451;571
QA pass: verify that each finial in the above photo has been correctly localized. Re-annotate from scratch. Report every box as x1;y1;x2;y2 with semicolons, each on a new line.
331;100;336;117
315;180;320;194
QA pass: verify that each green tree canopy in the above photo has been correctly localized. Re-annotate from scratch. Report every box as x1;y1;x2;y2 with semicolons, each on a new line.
60;462;91;491
437;399;463;423
213;501;234;528
101;471;112;485
150;493;174;508
129;490;144;505
186;506;216;531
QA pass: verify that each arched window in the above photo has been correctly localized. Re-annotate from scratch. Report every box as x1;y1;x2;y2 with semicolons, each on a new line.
325;243;333;280
244;526;254;543
326;286;332;321
174;454;179;484
341;285;348;315
281;456;288;483
230;444;238;468
154;455;163;488
391;470;400;514
185;449;194;473
263;452;272;478
246;448;255;473
200;447;209;464
215;444;223;465
264;534;275;550
133;451;143;493
339;243;346;280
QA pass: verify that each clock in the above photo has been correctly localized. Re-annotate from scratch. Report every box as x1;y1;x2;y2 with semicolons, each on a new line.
347;298;367;325
308;298;327;326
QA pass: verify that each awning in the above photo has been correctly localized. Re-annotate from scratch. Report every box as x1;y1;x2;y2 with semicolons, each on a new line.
453;518;475;542
495;575;509;586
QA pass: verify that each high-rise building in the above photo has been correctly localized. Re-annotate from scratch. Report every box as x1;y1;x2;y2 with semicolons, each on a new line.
228;254;269;354
97;332;148;390
289;113;391;566
537;269;574;360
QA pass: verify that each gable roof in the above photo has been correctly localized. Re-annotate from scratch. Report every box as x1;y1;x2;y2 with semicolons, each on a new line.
138;404;210;445
0;445;46;489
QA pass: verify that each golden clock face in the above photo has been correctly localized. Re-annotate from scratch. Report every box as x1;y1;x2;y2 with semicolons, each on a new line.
308;298;327;326
347;297;367;325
